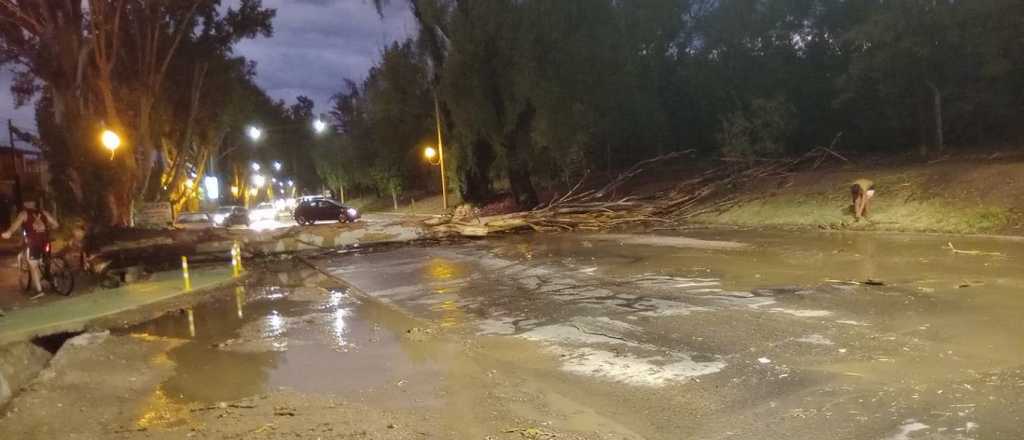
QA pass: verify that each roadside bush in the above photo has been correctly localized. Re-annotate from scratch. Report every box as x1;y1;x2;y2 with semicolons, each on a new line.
717;97;796;162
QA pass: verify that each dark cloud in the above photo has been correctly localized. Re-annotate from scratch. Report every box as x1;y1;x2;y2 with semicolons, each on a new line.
0;0;415;134
233;0;415;114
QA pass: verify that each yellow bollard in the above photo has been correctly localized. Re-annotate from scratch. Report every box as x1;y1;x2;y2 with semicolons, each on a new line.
181;256;192;291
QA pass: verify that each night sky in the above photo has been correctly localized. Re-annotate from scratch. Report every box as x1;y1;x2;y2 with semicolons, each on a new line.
0;0;415;135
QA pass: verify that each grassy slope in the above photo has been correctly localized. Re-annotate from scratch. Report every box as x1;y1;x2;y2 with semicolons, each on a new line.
692;157;1024;235
346;192;461;216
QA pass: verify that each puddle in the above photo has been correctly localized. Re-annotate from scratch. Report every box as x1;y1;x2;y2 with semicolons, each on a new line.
121;283;449;405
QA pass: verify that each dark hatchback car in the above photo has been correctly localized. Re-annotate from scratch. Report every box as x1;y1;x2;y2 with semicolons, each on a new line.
293;199;360;225
211;205;249;227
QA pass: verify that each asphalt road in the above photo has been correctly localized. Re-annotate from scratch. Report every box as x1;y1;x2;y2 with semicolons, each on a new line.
2;229;1021;439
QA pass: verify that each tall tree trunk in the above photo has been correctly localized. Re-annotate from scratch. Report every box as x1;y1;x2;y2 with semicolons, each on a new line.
460;137;495;204
503;105;539;209
916;96;929;157
391;185;398;211
926;81;944;153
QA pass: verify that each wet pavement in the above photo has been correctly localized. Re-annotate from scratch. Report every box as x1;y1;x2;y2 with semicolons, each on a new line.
3;229;1022;439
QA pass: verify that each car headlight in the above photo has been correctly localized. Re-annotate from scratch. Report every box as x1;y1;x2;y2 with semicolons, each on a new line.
213;214;226;224
346;208;357;217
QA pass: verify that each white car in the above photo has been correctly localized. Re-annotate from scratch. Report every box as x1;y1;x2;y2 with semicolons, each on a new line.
249;202;278;222
173;212;215;230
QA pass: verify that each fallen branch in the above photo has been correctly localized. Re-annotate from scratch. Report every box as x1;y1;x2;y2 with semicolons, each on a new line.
947;242;1003;257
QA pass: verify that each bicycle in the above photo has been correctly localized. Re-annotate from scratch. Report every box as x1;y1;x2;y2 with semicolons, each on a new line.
17;242;75;296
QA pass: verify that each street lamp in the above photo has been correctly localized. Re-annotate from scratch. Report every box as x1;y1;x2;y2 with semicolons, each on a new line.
423;142;446;211
247;126;262;141
313;119;327;134
101;129;121;159
272;161;282;172
251;162;260;172
204;176;220;200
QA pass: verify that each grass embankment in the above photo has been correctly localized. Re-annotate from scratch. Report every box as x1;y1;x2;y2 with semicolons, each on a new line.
346;192;461;216
692;157;1024;235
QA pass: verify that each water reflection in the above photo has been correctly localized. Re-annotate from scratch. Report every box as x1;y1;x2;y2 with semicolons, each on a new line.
186;309;195;338
332;307;350;348
122;280;447;406
426;257;460;280
235;286;245;319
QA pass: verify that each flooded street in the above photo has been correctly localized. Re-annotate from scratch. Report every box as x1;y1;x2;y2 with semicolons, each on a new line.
2;229;1022;439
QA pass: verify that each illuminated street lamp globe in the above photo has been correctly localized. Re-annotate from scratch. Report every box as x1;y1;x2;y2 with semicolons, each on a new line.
313;119;327;134
424;146;438;161
251;162;261;172
273;161;282;171
247;126;263;141
101;130;121;157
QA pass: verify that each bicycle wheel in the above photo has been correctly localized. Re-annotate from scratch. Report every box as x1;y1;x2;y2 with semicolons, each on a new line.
17;253;31;292
49;257;75;296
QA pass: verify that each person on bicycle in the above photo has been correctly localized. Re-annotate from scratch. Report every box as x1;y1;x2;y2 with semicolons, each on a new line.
1;195;59;297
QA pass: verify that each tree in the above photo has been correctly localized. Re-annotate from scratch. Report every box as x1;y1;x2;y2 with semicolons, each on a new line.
0;0;274;224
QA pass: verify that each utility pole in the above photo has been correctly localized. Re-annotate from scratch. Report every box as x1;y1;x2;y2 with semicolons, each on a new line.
433;92;448;212
7;119;23;207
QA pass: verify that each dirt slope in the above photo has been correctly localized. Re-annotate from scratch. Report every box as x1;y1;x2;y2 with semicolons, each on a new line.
691;156;1024;235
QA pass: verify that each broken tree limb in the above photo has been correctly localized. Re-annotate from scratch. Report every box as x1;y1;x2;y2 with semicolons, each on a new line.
429;148;849;237
947;242;1003;257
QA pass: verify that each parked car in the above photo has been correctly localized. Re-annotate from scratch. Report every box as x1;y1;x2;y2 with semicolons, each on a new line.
293;199;360;225
210;206;249;227
248;202;278;222
173;212;214;230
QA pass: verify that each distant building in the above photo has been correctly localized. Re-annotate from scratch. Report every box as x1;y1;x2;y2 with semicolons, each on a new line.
0;143;49;205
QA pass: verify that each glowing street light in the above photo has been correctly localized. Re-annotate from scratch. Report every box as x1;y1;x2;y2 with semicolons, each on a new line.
251;162;260;172
272;161;282;171
101;129;121;159
252;174;266;188
313;119;327;134
423;146;438;162
287;180;294;186
247;126;263;141
204;176;220;200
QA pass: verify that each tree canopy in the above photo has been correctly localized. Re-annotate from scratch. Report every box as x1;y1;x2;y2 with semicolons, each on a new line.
5;0;1024;219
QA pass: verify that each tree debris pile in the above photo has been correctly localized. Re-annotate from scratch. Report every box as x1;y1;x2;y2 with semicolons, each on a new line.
429;147;849;236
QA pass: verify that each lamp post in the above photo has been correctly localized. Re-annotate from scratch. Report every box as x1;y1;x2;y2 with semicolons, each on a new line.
432;93;448;211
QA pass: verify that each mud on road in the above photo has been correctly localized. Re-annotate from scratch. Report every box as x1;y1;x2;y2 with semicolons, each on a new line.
1;229;1022;439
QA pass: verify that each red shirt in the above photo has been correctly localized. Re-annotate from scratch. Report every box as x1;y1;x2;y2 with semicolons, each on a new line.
22;209;49;246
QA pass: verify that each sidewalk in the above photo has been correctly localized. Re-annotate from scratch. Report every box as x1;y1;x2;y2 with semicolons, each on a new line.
0;267;238;345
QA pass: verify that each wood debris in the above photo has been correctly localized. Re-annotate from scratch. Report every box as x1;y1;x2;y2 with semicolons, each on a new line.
433;146;848;236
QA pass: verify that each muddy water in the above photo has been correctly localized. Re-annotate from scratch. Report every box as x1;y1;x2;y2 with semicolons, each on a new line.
122;283;451;407
324;230;1024;439
112;229;1024;439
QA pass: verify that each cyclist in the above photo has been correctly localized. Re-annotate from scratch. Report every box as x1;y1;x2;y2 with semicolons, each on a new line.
1;195;59;298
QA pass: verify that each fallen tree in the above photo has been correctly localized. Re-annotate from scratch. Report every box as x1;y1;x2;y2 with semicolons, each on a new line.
430;146;849;236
